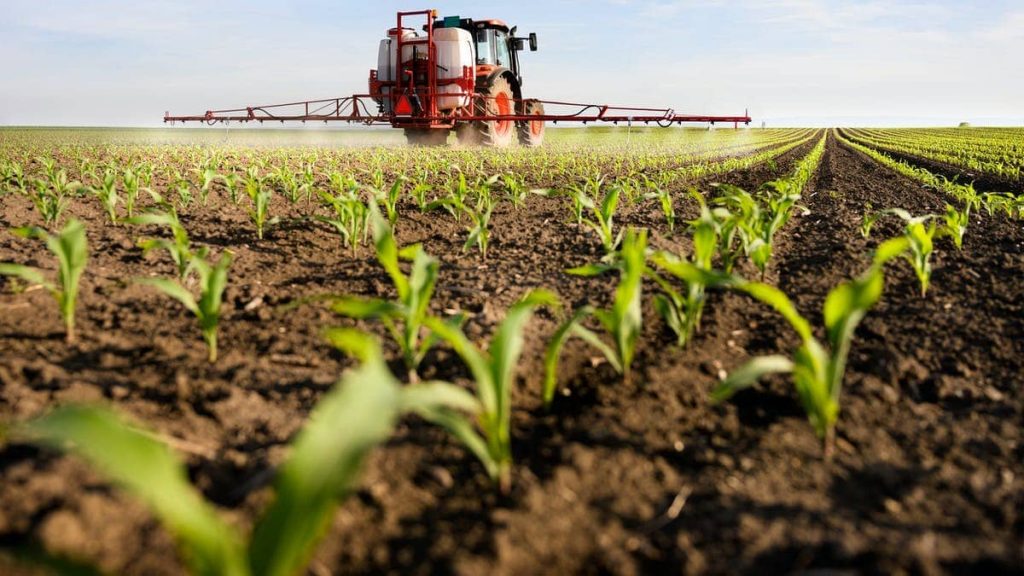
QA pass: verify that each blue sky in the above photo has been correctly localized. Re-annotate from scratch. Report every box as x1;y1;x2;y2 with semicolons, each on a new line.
1;1;1022;127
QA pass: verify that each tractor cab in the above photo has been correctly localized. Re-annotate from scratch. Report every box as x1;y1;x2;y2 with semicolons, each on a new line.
433;16;538;86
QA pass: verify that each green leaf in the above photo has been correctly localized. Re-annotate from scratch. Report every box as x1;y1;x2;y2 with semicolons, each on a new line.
249;333;401;576
0;263;49;288
542;307;594;406
330;297;400;319
738;282;813;343
137;278;199;315
401;381;482;415
711;355;794;403
566;263;614;277
21;407;247;576
872;236;911;268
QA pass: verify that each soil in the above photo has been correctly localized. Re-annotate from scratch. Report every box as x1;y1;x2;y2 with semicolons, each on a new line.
1;131;1022;575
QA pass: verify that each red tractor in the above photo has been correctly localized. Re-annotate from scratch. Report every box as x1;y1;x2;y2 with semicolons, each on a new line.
164;9;751;146
370;11;546;147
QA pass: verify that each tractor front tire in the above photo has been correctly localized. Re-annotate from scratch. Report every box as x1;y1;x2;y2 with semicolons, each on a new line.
517;99;546;147
405;128;449;147
469;75;517;148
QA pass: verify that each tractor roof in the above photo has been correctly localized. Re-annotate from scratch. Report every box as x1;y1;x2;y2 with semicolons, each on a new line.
476;19;509;31
434;17;510;33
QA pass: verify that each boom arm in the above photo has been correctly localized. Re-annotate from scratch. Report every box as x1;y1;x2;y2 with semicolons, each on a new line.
164;95;751;127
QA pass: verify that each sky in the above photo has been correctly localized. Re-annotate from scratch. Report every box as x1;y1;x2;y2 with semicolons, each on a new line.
1;0;1021;127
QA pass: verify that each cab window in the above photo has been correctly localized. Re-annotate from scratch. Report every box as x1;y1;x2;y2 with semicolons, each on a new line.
494;31;511;67
475;29;494;65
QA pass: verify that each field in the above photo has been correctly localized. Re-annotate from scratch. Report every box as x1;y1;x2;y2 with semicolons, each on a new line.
0;126;1021;575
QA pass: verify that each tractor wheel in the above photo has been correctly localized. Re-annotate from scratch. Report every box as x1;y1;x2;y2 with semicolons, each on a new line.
405;128;449;147
517;99;546;147
470;75;517;148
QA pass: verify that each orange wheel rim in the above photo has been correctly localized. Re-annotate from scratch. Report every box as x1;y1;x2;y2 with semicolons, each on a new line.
530;112;543;137
495;92;512;136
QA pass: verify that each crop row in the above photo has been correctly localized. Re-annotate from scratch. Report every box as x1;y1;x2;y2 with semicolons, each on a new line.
842;127;1024;181
836;130;1024;220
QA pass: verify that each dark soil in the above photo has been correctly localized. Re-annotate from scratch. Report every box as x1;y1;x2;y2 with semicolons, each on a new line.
1;132;1022;575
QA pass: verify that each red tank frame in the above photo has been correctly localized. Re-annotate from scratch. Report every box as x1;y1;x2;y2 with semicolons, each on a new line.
163;9;752;130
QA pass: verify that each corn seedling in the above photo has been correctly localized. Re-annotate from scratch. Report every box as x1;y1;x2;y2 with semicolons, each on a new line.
424;290;558;492
242;171;277;240
544;229;647;404
709;236;911;459
318;183;370;256
649;213;717;347
199;167;219;204
14;330;476;576
862;208;941;296
328;205;447;382
122;167;143;219
91;169;120;225
221;172;241;205
565;175;604;225
462;188;495;260
27;178;69;226
137;251;231;363
369;175;406;226
644;184;676;231
583;183;624;257
943;203;969;250
126;210;207;281
0;219;88;343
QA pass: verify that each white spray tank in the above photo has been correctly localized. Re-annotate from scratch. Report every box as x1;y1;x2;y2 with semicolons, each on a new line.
434;27;475;111
376;27;419;113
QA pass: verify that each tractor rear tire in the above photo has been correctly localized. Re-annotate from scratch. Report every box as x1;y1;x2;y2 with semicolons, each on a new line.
469;75;517;148
517;99;546;147
405;128;449;147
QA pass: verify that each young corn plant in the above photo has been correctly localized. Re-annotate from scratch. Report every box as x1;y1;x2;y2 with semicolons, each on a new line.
709;236;911;459
221;172;241;205
943;203;969;250
862;208;940;296
649;214;716;348
710;184;761;274
462;188;495;260
122;167;143;219
27;178;68;226
423;289;558;493
645;184;676;231
173;175;194;209
199;167;219;204
368;175;406;226
318;184;370;256
13;330;476;576
126;210;207;281
91;169;120;225
1;160;26;195
500;172;530;209
543;228;647;405
328;205;446;382
137;251;231;363
411;181;433;213
583;184;624;257
243;171;277;240
565;175;604;226
0;219;88;343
